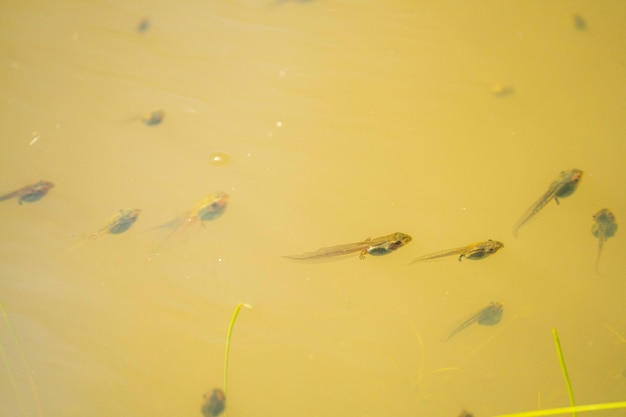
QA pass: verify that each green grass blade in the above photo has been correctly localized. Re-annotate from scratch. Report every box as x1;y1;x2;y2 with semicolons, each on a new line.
552;328;576;417
223;303;252;398
490;401;626;417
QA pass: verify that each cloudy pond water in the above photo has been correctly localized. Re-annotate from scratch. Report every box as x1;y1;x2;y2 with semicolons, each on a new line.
1;1;625;416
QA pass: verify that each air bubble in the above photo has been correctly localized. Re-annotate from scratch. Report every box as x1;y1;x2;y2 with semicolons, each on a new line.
208;151;231;166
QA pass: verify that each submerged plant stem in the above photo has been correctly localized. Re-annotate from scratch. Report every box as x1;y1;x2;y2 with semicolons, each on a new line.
490;401;626;417
552;328;576;417
223;303;252;397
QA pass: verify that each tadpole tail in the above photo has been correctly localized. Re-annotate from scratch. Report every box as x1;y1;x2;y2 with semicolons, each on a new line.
0;191;19;202
284;242;366;261
408;247;464;265
595;239;605;276
441;315;477;342
513;189;555;238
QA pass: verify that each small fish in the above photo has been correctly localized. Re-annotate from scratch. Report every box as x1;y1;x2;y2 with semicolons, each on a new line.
156;192;228;239
513;169;583;237
409;240;503;264
458;410;474;417
592;208;617;274
284;232;412;261
80;209;141;244
442;302;503;342
201;388;225;417
0;181;54;204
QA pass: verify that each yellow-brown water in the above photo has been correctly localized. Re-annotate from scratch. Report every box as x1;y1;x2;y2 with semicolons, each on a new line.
1;1;625;416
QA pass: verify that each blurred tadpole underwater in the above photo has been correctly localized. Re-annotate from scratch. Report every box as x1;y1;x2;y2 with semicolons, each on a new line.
513;169;583;237
591;208;617;274
155;192;229;240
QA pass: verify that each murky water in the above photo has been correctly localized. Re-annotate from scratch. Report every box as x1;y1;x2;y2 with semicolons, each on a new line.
1;1;625;416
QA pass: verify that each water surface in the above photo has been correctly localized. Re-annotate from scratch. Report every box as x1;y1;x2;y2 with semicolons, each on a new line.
1;1;625;416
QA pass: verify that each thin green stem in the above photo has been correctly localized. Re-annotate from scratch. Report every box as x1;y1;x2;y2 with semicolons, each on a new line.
552;328;576;417
490;401;626;417
223;303;252;396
